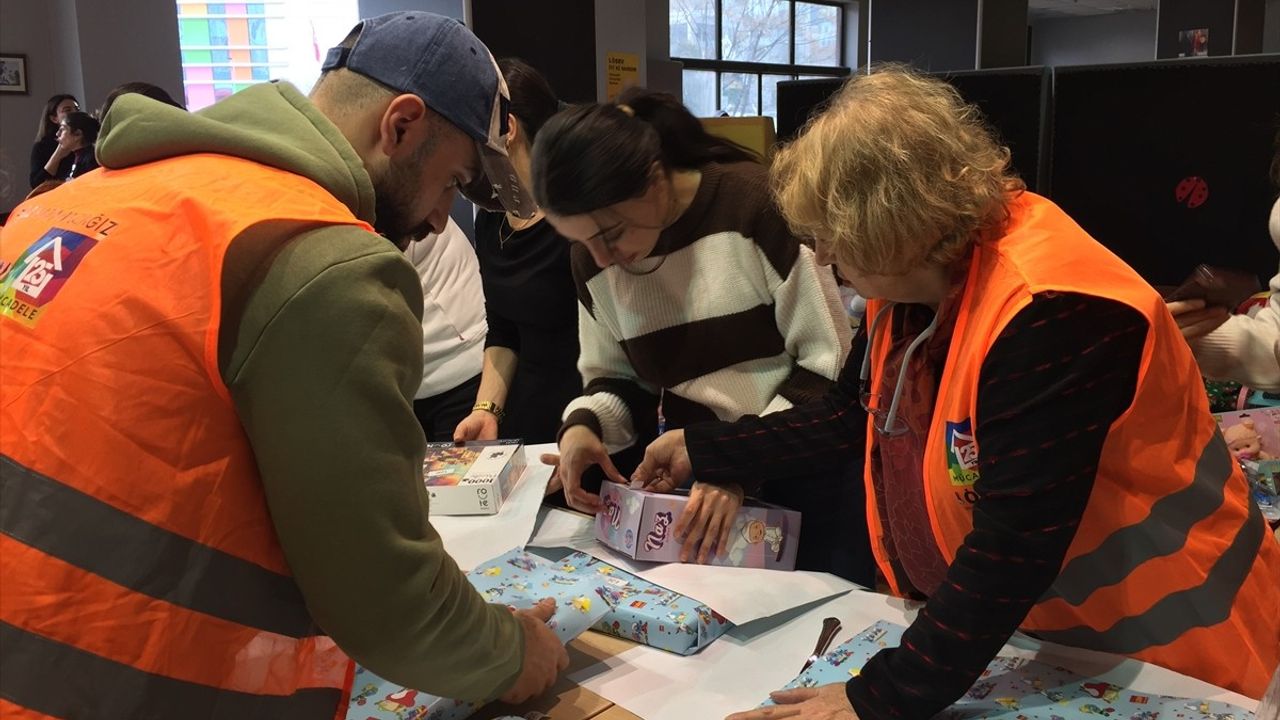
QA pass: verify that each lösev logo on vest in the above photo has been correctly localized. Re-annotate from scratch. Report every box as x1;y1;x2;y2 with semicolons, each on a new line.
0;227;98;328
945;418;980;494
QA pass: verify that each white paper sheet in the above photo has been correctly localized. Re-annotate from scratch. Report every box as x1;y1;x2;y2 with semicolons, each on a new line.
569;590;1258;720
528;506;857;625
431;443;556;571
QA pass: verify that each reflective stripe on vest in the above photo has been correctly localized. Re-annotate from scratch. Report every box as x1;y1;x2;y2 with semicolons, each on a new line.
1035;498;1267;654
862;192;1280;697
0;153;373;718
1041;432;1236;607
0;623;345;720
1;456;320;638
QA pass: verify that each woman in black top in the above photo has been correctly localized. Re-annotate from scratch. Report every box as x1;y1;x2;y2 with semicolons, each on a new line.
29;94;79;188
452;59;581;444
31;112;99;196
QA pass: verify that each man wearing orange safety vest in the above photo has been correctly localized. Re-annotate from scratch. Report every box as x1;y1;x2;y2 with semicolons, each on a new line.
0;12;567;719
634;67;1280;719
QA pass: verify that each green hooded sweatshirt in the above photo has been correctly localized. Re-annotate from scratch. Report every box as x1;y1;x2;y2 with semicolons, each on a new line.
96;82;522;701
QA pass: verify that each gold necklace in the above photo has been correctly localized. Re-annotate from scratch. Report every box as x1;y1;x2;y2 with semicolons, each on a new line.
500;212;542;249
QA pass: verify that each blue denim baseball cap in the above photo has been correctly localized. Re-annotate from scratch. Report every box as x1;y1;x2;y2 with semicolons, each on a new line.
322;12;535;218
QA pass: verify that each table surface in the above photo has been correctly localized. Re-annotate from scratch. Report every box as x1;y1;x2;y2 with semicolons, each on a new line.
448;454;1260;720
473;633;643;720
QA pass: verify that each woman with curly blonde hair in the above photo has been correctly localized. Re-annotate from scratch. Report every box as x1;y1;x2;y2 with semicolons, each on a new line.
635;65;1280;718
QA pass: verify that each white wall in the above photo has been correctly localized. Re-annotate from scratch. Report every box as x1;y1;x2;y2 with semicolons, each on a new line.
48;0;85;101
0;0;59;212
595;0;649;102
1030;10;1156;66
0;0;182;213
360;0;463;18
75;0;183;113
1265;0;1280;53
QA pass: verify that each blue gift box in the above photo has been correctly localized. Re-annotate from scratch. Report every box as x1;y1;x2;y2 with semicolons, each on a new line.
764;621;1255;719
346;548;609;720
556;551;733;656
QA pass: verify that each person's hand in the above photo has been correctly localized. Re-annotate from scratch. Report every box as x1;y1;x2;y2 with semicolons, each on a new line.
44;142;73;177
631;429;693;493
540;453;564;497
499;598;570;704
1167;298;1230;340
556;425;627;512
725;684;859;720
453;409;499;442
675;481;744;564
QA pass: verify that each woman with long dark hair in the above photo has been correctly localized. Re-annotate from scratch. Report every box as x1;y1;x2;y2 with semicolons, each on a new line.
451;58;583;445
531;87;865;578
30;94;79;187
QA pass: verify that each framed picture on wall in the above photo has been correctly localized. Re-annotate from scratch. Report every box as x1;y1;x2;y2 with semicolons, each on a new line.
0;54;28;94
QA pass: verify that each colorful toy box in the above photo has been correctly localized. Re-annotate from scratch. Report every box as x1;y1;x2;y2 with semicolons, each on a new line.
1213;408;1280;524
422;440;525;516
556;550;733;656
763;621;1255;719
348;548;609;720
596;483;801;570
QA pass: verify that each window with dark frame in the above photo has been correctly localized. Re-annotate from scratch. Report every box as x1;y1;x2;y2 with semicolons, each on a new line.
670;0;850;121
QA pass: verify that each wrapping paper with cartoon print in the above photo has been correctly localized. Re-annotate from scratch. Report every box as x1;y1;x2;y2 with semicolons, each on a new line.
763;621;1254;720
347;548;610;720
556;551;733;656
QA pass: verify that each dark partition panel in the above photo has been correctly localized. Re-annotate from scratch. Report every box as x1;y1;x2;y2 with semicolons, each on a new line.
776;67;1051;192
1051;56;1280;286
942;66;1051;192
775;77;844;144
470;0;596;103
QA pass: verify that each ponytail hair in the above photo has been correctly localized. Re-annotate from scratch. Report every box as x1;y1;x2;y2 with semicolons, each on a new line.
531;87;759;216
497;58;560;145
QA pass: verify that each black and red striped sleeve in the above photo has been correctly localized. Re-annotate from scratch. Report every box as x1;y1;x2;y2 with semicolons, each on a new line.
845;293;1147;719
684;329;869;496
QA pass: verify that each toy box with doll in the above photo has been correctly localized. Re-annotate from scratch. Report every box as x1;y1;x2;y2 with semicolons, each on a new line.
1214;408;1280;524
555;550;733;655
347;548;609;720
422;440;525;515
596;482;801;570
763;620;1255;719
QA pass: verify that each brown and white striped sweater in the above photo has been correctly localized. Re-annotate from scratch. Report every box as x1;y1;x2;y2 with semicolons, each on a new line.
560;162;853;452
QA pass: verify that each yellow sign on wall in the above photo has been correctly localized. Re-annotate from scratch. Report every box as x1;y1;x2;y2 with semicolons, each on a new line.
605;51;640;101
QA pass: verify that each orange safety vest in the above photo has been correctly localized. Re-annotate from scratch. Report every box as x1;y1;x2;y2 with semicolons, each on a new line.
0;154;373;719
864;192;1280;698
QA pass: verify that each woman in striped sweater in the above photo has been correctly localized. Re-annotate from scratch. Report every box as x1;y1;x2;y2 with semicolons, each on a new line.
530;88;867;578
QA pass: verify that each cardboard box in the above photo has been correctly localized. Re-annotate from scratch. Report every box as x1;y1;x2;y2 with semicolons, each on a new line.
423;440;525;516
348;549;610;720
700;116;778;160
596;483;801;570
557;551;733;656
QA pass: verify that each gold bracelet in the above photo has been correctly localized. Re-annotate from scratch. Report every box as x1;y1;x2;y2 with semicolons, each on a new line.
473;401;506;423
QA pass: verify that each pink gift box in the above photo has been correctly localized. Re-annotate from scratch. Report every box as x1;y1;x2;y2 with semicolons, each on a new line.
596;483;800;570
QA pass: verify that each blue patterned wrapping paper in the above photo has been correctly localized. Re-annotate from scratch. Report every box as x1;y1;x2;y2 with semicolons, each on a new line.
347;548;611;720
763;621;1254;720
556;550;733;656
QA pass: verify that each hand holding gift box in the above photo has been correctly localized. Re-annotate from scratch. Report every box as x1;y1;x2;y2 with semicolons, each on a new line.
596;483;801;570
423;441;526;516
